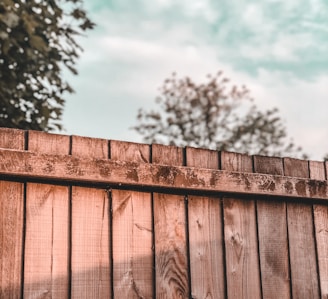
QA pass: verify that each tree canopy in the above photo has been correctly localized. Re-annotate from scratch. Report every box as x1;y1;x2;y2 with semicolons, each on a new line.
0;0;94;131
133;71;303;157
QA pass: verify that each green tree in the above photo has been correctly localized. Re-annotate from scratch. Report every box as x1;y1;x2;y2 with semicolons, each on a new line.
133;71;303;157
0;0;94;131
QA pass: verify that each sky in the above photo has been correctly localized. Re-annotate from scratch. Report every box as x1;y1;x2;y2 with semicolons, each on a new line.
62;0;328;160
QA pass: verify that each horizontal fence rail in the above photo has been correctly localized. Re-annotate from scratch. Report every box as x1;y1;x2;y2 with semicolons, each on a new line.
1;128;328;299
0;148;328;201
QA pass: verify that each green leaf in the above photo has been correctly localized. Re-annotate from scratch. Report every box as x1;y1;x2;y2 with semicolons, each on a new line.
2;38;11;54
1;11;19;27
2;0;14;6
0;0;94;132
29;35;47;52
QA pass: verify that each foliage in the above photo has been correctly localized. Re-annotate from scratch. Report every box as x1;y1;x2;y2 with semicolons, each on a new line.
133;71;303;157
0;0;94;131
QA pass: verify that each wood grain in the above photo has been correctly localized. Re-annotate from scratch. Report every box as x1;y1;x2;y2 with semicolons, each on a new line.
152;144;189;298
284;158;320;299
71;136;111;298
253;155;290;299
222;151;261;299
186;147;225;299
310;160;328;298
111;141;153;298
1;128;328;299
0;181;24;299
23;130;70;298
0;128;25;150
1;148;328;201
0;128;25;298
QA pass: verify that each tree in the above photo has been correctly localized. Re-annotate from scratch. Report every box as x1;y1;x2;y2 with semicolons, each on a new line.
0;0;94;131
133;71;303;157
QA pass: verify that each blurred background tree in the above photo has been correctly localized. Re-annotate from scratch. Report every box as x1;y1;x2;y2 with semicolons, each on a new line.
133;71;305;157
0;0;94;131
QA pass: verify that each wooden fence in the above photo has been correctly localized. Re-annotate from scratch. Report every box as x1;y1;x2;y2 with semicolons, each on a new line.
0;127;328;299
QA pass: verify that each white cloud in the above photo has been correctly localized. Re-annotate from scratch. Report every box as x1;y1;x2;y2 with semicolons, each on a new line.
243;3;265;27
183;0;218;22
237;27;316;62
245;70;328;159
62;0;328;160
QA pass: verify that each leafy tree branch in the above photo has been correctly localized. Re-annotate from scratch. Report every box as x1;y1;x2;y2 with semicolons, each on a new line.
0;0;95;131
133;71;304;157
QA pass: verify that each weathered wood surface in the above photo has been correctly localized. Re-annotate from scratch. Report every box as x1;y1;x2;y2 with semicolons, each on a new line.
187;147;225;298
222;152;261;299
71;136;111;298
1;129;328;299
254;155;290;299
310;161;328;299
152;144;189;298
24;131;70;298
284;158;320;299
0;128;25;298
1;148;328;201
111;141;153;298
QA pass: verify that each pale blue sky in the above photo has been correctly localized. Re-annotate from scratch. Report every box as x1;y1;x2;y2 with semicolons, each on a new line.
62;0;328;159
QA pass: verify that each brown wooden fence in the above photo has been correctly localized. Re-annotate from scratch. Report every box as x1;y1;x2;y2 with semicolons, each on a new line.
0;127;328;299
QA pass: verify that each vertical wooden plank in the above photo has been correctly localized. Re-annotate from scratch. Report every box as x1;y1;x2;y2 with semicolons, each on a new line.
284;157;320;299
186;147;225;299
310;160;328;298
254;155;290;299
309;161;326;180
23;131;70;298
0;128;25;150
111;141;153;298
152;144;189;298
221;151;261;299
0;128;25;298
71;136;111;298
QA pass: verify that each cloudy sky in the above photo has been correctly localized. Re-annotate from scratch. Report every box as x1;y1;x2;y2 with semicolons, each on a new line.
62;0;328;160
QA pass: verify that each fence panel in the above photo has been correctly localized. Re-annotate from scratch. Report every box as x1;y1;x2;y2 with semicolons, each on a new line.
71;136;111;298
23;130;70;298
284;158;320;299
111;140;153;298
186;147;225;299
254;155;291;299
0;128;25;298
222;151;261;299
310;160;328;298
152;144;189;298
1;128;328;299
